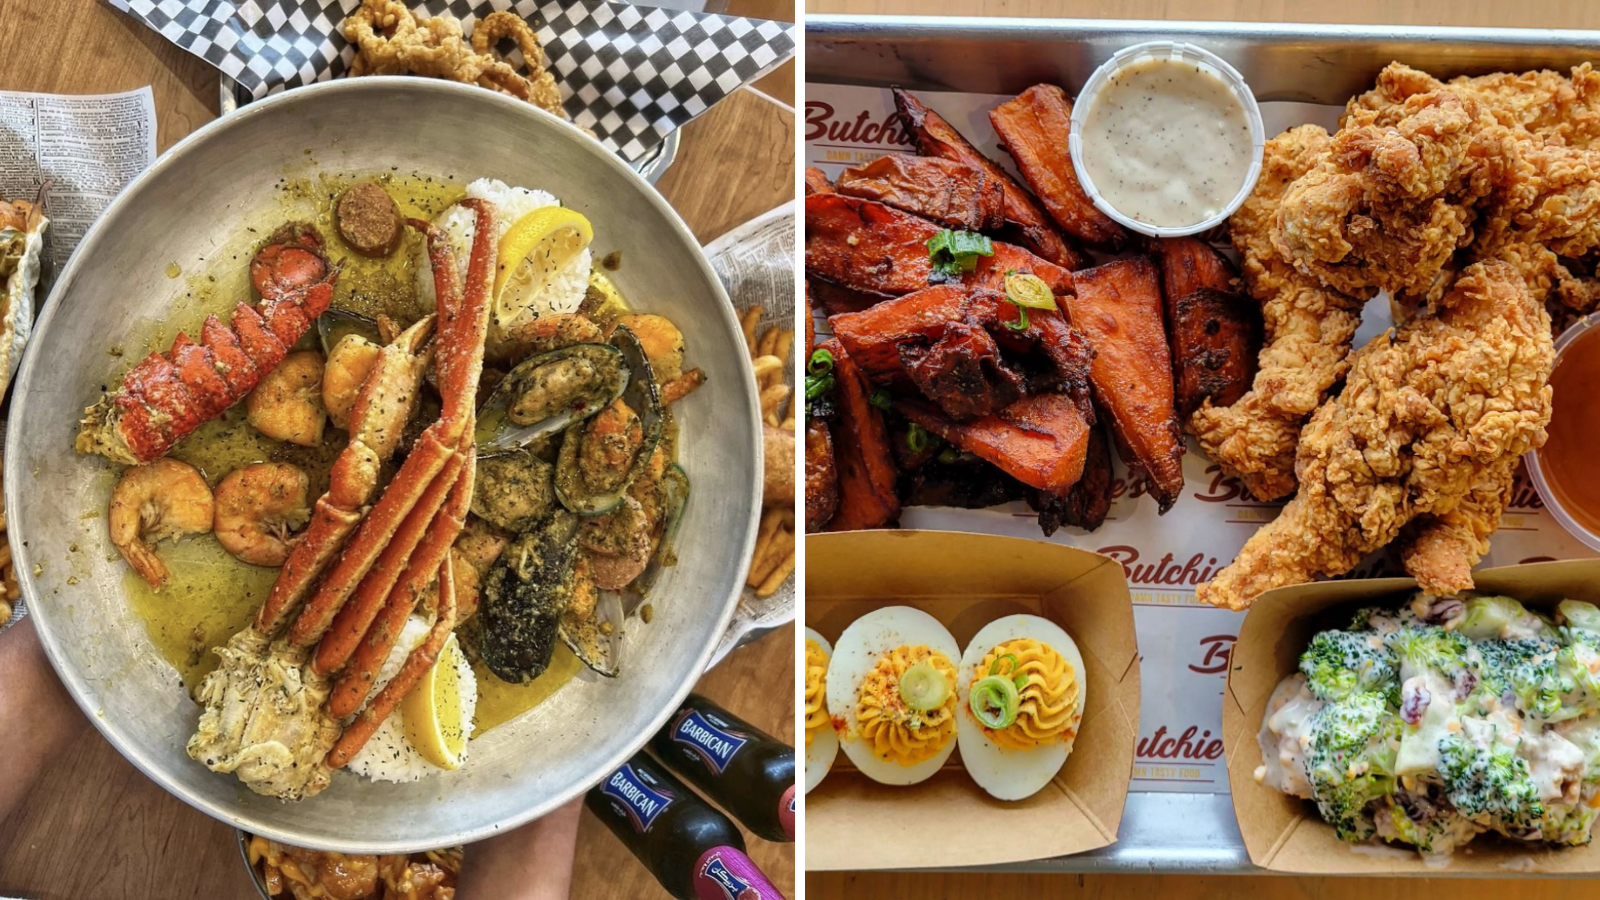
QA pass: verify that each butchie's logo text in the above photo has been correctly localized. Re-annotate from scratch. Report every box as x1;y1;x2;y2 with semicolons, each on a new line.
805;102;913;147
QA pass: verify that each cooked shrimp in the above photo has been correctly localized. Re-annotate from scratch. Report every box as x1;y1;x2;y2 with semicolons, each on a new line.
108;459;214;589
493;312;602;361
246;350;327;446
577;398;642;494
213;462;311;567
322;334;381;430
612;314;684;381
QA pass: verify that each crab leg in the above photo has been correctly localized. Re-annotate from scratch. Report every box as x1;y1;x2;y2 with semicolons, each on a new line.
254;316;436;637
301;449;466;659
325;450;475;714
286;203;496;650
324;551;458;770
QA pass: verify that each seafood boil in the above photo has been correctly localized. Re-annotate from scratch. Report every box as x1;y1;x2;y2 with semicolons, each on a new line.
74;176;704;800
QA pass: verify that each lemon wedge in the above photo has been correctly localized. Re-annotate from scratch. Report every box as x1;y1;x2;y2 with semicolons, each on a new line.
402;632;467;770
494;206;594;319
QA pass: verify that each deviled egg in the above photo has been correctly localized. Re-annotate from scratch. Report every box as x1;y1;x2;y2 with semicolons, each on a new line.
826;606;961;785
956;614;1087;800
804;627;839;793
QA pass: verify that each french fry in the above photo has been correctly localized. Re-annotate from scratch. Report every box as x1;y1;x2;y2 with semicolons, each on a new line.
741;307;763;352
746;509;786;585
755;543;796;597
752;355;783;388
760;384;788;426
772;330;793;367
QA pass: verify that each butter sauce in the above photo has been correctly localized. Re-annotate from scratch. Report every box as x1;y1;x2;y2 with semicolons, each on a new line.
115;172;653;735
1080;57;1254;229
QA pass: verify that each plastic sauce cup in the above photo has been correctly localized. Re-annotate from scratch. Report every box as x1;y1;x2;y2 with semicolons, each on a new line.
1068;41;1266;239
1527;311;1600;553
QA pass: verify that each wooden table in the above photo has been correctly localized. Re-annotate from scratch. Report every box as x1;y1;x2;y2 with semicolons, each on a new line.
0;1;795;898
803;0;1597;897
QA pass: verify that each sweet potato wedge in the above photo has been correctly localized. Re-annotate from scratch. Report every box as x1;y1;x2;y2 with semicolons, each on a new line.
828;284;1085;389
1029;415;1113;534
835;154;1005;231
990;85;1128;249
1061;257;1185;510
805;167;835;196
1149;235;1235;300
804;418;840;532
897;392;1089;494
808;278;893;318
893;88;1086;270
1148;238;1261;420
822;339;900;531
805;193;1074;298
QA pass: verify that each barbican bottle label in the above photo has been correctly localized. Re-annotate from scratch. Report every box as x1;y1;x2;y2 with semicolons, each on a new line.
599;762;676;833
692;846;780;900
670;707;751;775
778;786;795;841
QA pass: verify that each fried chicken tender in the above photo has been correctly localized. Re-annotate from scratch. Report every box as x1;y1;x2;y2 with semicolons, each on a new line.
1196;261;1553;611
1274;65;1600;315
1189;125;1365;501
1348;62;1600;150
1398;456;1519;596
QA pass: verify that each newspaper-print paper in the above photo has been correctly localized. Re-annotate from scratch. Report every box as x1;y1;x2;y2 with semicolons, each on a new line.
0;88;158;272
706;201;795;666
110;0;794;163
0;88;158;633
804;83;1600;793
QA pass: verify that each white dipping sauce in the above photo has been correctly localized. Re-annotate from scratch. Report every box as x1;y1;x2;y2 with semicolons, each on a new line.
1080;57;1254;228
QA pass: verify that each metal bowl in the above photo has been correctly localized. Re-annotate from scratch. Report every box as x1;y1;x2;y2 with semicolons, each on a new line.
6;77;761;852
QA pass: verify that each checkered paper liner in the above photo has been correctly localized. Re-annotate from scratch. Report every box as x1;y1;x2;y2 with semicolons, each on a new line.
109;0;794;162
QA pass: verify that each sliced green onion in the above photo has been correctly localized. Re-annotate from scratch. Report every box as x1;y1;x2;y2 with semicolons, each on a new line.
1002;304;1030;332
1004;271;1057;310
807;348;834;377
926;228;995;277
988;653;1020;676
804;372;834;400
899;660;950;712
936;446;960;465
1014;673;1030;692
870;388;892;411
969;674;1021;729
906;422;929;453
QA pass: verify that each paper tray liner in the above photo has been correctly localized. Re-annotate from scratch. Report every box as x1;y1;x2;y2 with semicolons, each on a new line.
1224;558;1600;875
805;529;1139;870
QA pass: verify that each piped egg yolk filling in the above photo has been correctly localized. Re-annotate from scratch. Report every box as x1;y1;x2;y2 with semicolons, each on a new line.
804;639;830;747
973;638;1080;751
855;645;958;766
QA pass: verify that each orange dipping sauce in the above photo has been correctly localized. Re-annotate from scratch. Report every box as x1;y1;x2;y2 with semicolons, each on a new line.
1537;322;1600;543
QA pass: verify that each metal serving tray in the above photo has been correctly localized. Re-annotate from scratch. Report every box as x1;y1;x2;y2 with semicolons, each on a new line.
807;15;1600;876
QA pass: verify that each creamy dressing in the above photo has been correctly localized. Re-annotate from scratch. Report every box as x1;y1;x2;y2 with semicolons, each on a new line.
1257;673;1322;798
1080;57;1254;228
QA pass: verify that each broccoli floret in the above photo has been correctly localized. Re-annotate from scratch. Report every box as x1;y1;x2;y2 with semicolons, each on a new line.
1350;605;1418;634
1560;600;1600;635
1477;638;1574;720
1436;730;1544;828
1522;802;1600;846
1306;692;1402;841
1378;793;1480;855
1384;625;1472;682
1299;629;1399;703
1556;628;1600;718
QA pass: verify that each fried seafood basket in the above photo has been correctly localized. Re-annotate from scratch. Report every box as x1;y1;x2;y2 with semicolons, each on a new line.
806;15;1600;876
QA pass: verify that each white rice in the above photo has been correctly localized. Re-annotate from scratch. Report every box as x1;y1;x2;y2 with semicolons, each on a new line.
414;177;591;321
346;615;478;783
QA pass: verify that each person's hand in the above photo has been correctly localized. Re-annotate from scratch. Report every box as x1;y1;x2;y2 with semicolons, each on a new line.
0;617;88;824
456;798;583;899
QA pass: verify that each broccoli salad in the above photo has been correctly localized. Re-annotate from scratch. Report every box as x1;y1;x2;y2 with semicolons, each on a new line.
1256;593;1600;859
